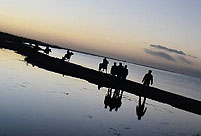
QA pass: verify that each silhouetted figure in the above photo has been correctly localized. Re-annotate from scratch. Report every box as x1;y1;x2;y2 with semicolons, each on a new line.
104;88;112;109
44;46;51;55
99;57;109;73
122;65;128;79
62;49;74;62
117;63;124;78
103;57;109;65
110;62;129;80
104;88;123;112
113;89;123;111
142;70;153;87
136;96;147;120
111;62;118;76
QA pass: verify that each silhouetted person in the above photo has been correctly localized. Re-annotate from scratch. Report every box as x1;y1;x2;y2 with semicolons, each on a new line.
114;89;123;111
99;57;109;73
117;63;124;78
44;46;51;55
111;62;118;76
136;96;147;120
142;70;153;87
107;89;123;112
122;65;128;80
103;57;109;66
104;88;112;109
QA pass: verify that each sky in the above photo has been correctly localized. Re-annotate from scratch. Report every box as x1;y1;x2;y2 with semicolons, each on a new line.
0;0;201;77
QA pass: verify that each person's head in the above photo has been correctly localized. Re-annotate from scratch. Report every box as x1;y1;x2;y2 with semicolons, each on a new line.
148;70;152;74
114;62;117;66
125;65;127;68
119;63;122;66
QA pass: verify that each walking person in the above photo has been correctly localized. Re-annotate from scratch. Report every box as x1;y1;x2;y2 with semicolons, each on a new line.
142;70;153;87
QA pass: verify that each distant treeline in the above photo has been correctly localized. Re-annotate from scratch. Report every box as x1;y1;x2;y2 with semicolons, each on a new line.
0;31;64;49
0;31;128;63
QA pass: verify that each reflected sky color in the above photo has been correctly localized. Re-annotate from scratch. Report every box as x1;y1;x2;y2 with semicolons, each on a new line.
0;48;201;136
0;0;201;77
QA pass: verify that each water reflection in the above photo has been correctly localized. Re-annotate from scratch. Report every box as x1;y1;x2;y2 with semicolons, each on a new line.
1;41;201;116
104;88;123;112
136;96;147;120
103;87;148;120
1;49;201;136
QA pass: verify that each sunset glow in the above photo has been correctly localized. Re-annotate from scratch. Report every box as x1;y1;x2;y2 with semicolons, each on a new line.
1;0;201;77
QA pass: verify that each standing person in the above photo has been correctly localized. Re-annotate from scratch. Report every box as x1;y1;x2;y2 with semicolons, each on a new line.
103;57;109;66
123;65;128;79
117;63;124;78
142;70;153;87
111;62;117;76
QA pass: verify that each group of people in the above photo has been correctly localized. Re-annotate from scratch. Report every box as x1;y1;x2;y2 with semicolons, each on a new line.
34;44;154;121
99;58;129;79
111;62;128;79
100;58;154;86
35;44;153;120
36;45;154;87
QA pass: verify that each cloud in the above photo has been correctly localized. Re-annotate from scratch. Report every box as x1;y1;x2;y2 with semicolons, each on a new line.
150;44;198;59
177;56;193;65
145;48;194;65
188;55;198;59
144;49;176;62
150;44;186;55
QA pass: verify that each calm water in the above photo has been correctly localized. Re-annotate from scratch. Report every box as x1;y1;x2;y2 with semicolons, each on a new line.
0;48;201;136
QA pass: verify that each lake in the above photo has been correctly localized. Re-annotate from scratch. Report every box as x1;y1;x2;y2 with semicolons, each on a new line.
0;48;201;136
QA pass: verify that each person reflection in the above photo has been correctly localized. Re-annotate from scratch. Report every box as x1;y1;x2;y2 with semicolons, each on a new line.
104;88;112;109
136;96;147;120
104;88;123;112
